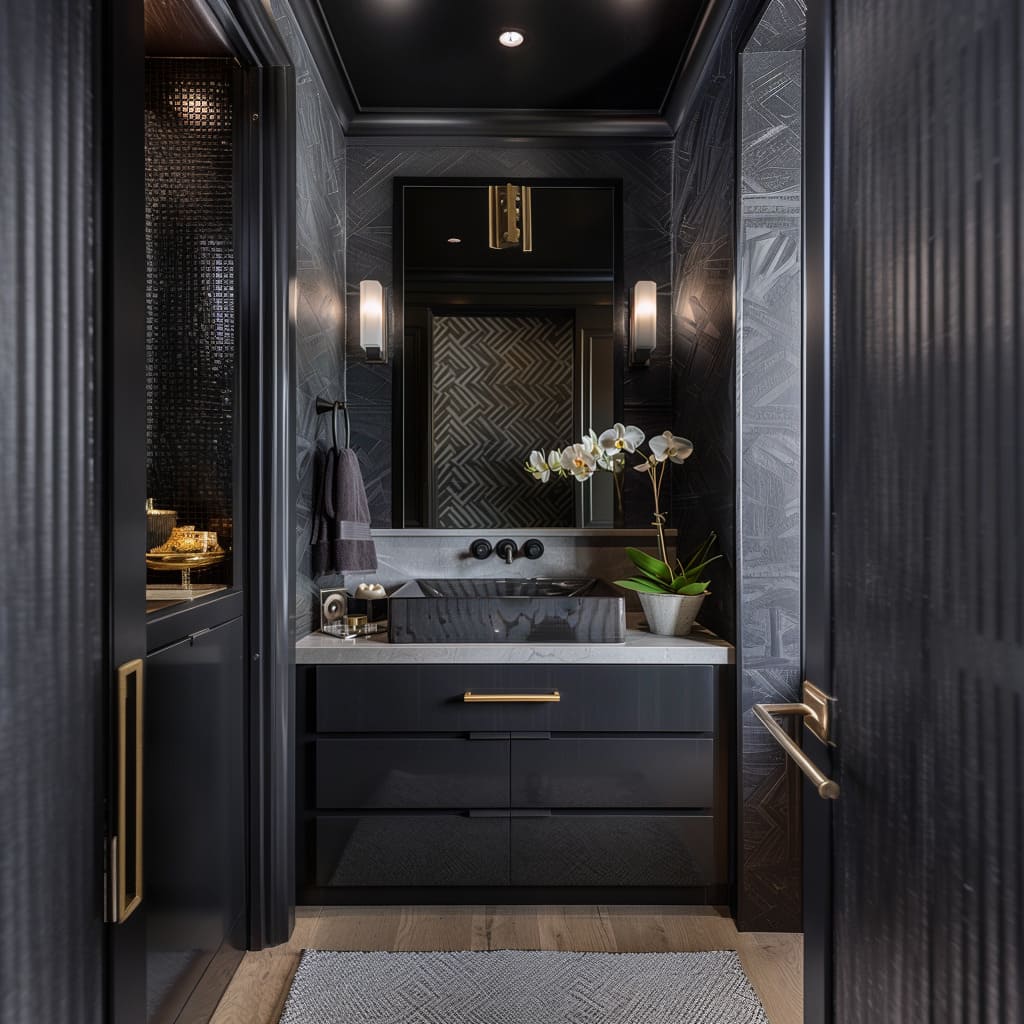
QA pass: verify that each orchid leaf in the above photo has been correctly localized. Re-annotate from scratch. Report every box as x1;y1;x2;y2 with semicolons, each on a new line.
614;577;673;594
675;581;711;596
683;554;723;579
684;532;718;571
624;546;672;583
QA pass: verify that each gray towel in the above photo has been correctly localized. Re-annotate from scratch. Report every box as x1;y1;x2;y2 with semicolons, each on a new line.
311;447;377;575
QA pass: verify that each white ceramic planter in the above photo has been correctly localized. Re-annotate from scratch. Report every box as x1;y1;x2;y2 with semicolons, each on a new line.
638;591;706;637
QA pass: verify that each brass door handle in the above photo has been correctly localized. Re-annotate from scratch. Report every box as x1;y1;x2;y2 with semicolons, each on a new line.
111;658;144;922
463;691;560;703
753;681;839;800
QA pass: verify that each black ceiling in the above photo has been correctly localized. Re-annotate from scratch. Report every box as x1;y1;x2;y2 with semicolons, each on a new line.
313;0;712;130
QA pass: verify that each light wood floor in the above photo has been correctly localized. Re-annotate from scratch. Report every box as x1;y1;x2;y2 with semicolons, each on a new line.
211;905;802;1024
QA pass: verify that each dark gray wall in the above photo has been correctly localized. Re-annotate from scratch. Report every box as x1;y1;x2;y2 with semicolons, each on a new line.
832;0;1024;1017
269;0;348;636
736;41;804;933
286;139;676;635
345;142;675;525
671;0;806;931
0;0;105;1020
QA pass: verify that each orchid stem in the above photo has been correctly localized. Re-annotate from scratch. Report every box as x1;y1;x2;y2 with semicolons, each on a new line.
649;459;669;567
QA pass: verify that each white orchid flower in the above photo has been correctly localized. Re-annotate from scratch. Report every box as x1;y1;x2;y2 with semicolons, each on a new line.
649;430;694;464
599;422;645;455
526;450;552;482
582;430;617;472
560;443;596;481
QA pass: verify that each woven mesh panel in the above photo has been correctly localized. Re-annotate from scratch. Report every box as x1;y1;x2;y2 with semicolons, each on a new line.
144;59;235;585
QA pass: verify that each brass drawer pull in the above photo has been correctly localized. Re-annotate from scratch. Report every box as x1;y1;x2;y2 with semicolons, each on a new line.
463;691;560;703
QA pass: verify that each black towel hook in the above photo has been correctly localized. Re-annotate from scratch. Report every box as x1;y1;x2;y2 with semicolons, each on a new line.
315;396;351;451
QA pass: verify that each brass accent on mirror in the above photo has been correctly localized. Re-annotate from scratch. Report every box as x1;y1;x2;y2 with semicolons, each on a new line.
488;183;533;251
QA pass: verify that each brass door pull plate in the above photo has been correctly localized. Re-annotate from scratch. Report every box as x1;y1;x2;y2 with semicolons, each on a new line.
753;680;839;800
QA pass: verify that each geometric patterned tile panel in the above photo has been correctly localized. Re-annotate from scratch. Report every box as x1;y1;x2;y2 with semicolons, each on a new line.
432;315;574;528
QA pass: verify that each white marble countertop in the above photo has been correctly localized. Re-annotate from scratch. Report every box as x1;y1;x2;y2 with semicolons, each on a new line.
296;616;734;665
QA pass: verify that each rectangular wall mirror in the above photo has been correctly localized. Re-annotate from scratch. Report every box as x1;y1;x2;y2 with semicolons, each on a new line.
393;178;625;530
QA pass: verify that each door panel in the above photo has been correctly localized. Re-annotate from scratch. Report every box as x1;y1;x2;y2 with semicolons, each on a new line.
828;0;1024;1020
144;618;246;1024
103;0;149;1019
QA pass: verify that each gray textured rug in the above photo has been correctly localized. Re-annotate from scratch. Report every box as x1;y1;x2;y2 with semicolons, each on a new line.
279;948;769;1023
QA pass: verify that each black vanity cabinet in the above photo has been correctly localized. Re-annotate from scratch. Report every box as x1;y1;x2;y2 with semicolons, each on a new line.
298;663;733;903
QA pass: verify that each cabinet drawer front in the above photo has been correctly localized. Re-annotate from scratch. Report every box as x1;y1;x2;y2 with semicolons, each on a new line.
511;814;717;887
511;737;713;809
316;814;509;887
316;665;716;733
316;738;509;809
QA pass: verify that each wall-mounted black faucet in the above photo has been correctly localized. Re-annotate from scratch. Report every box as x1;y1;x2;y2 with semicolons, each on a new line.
494;538;518;565
470;537;544;563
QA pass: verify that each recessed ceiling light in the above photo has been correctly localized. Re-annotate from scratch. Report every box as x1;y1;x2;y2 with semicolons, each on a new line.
498;29;525;48
447;237;462;244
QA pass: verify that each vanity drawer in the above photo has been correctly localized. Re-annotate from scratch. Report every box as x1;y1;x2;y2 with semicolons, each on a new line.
316;813;509;887
316;737;509;809
511;737;713;808
510;813;716;887
315;665;716;733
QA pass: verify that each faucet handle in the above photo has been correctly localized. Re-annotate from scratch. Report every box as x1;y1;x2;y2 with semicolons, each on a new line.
469;538;493;560
494;538;518;565
523;538;545;560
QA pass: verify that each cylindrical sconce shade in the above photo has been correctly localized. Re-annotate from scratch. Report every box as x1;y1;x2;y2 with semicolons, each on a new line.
630;280;657;366
359;280;386;362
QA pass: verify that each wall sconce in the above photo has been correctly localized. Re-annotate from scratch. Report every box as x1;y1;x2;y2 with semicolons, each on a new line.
488;183;533;252
359;280;387;363
630;280;657;366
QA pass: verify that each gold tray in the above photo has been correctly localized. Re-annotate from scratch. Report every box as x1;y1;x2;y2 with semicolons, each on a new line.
146;550;226;572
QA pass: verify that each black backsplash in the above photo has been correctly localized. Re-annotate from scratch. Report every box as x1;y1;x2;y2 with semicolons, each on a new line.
144;59;236;585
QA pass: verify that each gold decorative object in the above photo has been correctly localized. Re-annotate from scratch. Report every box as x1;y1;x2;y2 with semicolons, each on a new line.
145;498;177;551
147;524;225;589
488;183;533;251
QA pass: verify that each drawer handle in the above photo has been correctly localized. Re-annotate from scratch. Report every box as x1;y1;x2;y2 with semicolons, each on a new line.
463;691;560;703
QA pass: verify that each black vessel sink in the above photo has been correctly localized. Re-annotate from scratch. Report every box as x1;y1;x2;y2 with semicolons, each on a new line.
388;578;626;644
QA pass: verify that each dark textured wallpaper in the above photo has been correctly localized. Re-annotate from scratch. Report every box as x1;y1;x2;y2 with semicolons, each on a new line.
431;315;575;529
345;141;675;525
672;0;806;931
736;43;804;933
270;0;349;635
